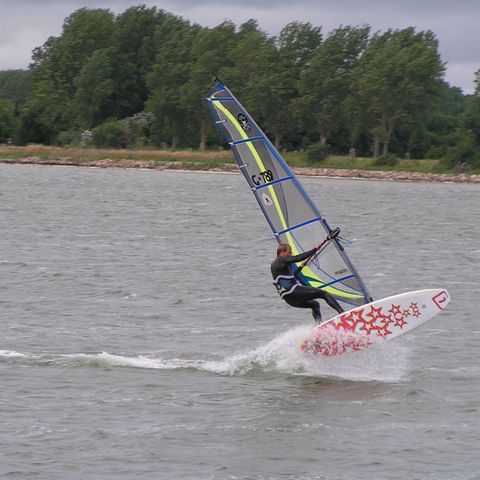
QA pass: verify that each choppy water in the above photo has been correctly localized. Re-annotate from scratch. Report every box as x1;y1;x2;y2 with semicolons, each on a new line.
1;164;479;480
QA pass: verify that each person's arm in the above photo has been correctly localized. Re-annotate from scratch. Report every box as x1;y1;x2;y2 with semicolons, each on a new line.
282;247;317;264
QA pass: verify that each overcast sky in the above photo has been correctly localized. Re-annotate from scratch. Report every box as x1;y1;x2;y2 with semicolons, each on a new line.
0;0;478;93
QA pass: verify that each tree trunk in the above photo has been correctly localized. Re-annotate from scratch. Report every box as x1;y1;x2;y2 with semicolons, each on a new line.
382;119;396;156
171;133;178;149
199;122;207;150
373;136;381;158
274;132;282;151
382;140;389;156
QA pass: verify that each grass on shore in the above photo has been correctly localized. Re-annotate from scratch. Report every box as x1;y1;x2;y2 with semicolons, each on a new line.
282;152;443;173
0;144;473;175
0;144;232;165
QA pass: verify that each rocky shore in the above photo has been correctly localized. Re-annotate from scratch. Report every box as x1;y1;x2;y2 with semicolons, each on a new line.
291;166;480;183
1;155;479;183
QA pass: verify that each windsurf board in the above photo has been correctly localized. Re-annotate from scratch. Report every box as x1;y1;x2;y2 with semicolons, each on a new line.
300;289;450;356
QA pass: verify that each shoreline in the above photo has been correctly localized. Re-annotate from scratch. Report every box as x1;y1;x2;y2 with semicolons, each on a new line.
1;156;479;183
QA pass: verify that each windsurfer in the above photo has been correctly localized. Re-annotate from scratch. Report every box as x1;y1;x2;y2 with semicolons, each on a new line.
271;243;344;323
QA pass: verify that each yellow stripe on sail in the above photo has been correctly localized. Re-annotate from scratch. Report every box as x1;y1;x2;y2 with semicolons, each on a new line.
214;101;294;244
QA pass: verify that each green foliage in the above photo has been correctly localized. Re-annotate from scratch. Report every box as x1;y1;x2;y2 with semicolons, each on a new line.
352;28;444;157
277;21;322;70
90;112;155;148
23;8;116;142
56;129;80;146
425;146;446;159
0;70;31;105
441;129;480;170
109;6;161;119
463;73;480;146
373;153;399;167
306;143;331;164
120;112;155;148
92;120;127;148
0;100;16;142
74;49;114;127
146;15;200;148
294;26;369;146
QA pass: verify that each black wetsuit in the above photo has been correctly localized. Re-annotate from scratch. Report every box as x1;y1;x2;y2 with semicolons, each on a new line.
271;247;344;323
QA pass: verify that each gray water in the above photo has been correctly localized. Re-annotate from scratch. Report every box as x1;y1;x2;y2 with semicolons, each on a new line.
0;164;479;480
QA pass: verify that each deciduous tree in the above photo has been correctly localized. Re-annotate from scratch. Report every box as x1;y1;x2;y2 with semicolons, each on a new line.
352;28;444;157
294;26;369;147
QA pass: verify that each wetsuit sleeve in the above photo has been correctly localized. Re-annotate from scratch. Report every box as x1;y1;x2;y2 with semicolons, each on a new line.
282;247;317;264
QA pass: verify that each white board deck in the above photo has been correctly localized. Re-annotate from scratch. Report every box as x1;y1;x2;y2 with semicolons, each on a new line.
300;289;450;356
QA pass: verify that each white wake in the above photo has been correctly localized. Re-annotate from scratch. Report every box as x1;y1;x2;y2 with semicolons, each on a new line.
0;324;410;382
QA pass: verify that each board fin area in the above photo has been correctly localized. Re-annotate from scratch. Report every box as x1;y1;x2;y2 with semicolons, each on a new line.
301;289;450;356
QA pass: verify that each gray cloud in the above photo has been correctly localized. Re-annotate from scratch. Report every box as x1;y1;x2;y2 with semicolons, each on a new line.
0;0;478;93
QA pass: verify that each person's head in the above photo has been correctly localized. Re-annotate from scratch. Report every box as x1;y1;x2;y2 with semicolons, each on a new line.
277;243;292;257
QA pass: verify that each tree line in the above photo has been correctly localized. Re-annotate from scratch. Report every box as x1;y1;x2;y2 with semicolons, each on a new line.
0;5;479;168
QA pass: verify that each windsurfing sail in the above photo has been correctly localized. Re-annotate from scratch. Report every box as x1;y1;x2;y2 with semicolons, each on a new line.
206;81;372;308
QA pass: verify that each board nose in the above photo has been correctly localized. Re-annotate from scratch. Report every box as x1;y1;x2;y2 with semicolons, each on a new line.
432;290;450;310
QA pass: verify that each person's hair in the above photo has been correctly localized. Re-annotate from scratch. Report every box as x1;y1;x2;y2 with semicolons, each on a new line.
277;243;291;256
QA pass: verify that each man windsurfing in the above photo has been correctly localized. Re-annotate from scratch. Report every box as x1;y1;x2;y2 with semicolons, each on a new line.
271;232;344;324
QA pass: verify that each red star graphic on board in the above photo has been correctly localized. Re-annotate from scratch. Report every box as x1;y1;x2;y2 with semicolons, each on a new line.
410;302;422;318
336;311;355;332
389;304;402;316
378;313;392;324
378;313;393;332
335;309;365;332
402;308;411;317
366;305;395;334
369;309;393;337
351;309;368;332
378;320;393;337
338;309;367;332
394;316;408;329
367;306;384;322
358;317;381;335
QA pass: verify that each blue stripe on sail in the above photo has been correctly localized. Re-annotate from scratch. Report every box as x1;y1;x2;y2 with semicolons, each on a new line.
210;97;235;102
319;274;356;289
274;217;322;237
253;176;293;190
316;274;365;307
230;136;263;145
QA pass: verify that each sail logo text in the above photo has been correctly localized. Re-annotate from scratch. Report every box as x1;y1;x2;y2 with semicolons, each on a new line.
252;170;274;185
334;268;348;276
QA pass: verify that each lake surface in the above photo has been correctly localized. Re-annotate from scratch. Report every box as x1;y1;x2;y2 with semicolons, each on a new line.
1;164;479;480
